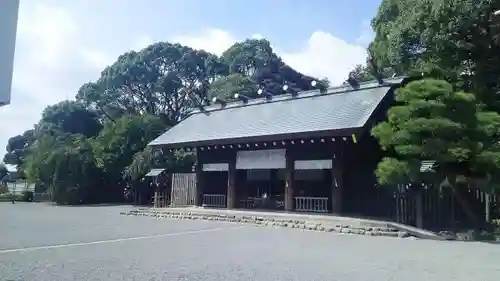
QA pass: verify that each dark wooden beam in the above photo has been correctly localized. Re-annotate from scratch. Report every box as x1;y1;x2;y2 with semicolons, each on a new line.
195;148;204;206
285;149;294;211
331;147;344;214
227;159;236;209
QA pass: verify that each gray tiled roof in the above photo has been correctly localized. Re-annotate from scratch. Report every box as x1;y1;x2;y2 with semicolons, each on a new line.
150;79;402;147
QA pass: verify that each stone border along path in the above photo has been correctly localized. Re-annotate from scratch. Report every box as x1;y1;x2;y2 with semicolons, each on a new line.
121;209;412;239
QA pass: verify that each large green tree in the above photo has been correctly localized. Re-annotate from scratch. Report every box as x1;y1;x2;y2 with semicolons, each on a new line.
92;114;167;181
76;43;223;125
370;0;500;109
24;135;102;204
372;79;500;224
221;39;326;94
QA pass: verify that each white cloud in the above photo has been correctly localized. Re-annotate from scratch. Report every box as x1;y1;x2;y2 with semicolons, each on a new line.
0;3;368;161
0;4;98;155
172;29;237;56
17;6;78;68
281;31;367;84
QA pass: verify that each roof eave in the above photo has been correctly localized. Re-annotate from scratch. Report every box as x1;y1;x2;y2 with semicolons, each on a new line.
149;127;365;149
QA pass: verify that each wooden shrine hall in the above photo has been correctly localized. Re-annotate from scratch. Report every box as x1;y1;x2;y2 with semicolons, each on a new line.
149;77;409;216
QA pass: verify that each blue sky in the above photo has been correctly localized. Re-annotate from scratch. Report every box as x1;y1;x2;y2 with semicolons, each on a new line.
0;0;381;164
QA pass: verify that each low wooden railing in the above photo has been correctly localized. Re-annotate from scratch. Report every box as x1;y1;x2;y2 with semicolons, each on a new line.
203;194;227;207
294;196;329;213
152;192;169;208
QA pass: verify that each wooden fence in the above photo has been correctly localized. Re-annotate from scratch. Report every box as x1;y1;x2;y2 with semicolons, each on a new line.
170;173;197;207
368;184;499;230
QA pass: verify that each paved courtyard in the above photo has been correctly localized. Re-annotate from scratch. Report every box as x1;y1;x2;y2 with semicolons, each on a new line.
1;203;499;281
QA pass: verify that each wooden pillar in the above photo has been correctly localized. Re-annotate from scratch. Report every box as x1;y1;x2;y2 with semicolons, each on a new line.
285;150;294;211
415;189;424;228
331;152;343;214
153;191;158;208
195;148;204;206
227;160;236;209
485;192;491;223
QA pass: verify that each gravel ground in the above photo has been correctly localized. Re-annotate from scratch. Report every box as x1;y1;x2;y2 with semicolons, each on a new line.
1;203;499;281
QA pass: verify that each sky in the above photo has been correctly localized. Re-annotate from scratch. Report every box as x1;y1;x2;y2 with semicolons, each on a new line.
0;0;382;163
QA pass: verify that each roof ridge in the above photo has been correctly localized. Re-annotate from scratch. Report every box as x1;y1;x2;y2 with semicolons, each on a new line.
191;76;405;115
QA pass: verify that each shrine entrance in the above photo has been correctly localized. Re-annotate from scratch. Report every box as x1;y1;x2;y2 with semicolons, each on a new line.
235;149;287;210
239;169;285;210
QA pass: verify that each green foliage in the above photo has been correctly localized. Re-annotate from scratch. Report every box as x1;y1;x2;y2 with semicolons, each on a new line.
38;101;102;138
345;63;396;83
370;0;500;109
24;135;102;204
93;114;167;179
372;79;500;184
367;0;500;196
375;157;420;185
23;136;57;185
123;147;195;181
346;65;374;83
6;36;328;205
76;43;221;125
3;129;35;171
208;73;258;100
221;39;324;93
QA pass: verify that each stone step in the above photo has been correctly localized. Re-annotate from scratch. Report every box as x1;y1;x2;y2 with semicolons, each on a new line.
121;209;411;238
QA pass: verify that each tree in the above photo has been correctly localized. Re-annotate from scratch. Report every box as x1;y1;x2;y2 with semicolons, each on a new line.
346;64;374;83
22;134;102;204
208;73;258;100
36;101;102;138
366;0;500;226
370;0;500;110
346;62;396;83
3;129;35;172
222;39;326;93
76;43;223;125
372;79;500;224
4;101;101;173
123;147;195;181
92;114;167;181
